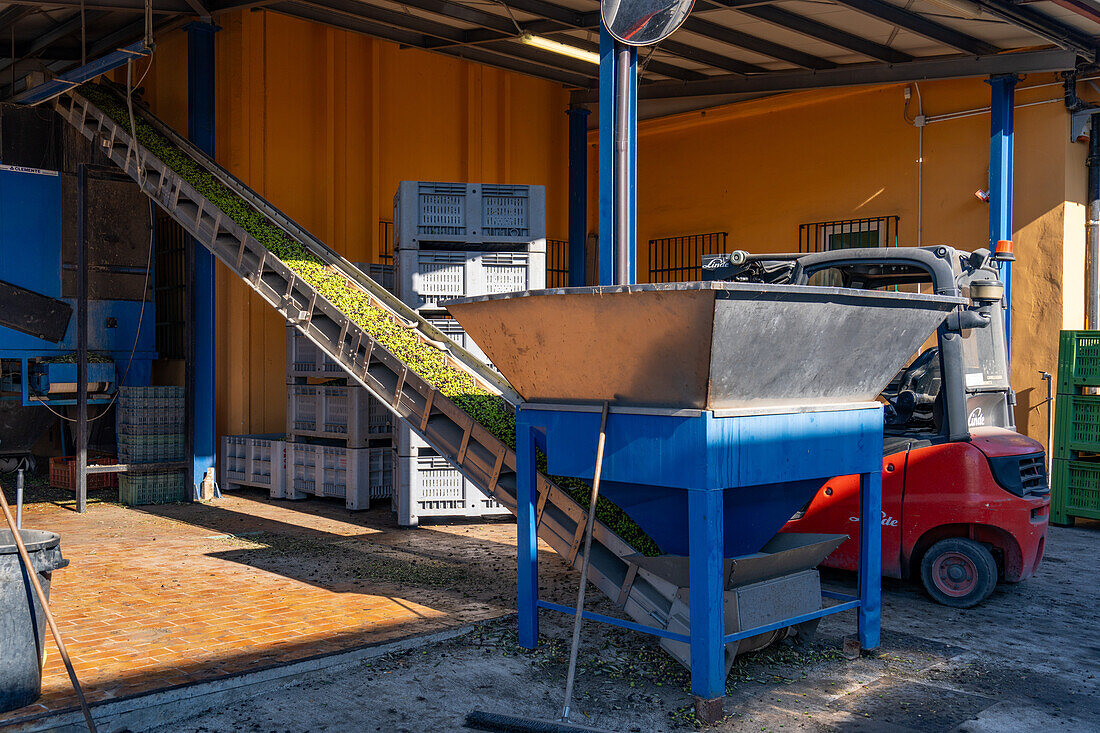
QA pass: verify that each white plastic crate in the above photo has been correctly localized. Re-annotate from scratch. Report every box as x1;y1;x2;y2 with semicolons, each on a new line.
286;263;393;378
427;316;490;365
395;248;546;312
285;443;394;510
393;181;546;249
220;434;286;496
286;326;345;378
286;384;392;446
393;449;509;526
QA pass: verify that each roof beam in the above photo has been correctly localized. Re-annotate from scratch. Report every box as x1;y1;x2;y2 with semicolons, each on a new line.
680;16;836;69
0;5;35;36
270;1;595;86
570;48;1079;102
973;0;1096;61
734;5;914;64
829;0;1001;56
30;0;191;12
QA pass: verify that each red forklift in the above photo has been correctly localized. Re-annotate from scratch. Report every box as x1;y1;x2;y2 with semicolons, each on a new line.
704;245;1049;607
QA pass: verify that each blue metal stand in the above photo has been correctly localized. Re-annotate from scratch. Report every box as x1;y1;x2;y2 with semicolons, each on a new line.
597;27;637;285
515;403;882;703
187;22;219;491
988;74;1016;350
567;106;589;287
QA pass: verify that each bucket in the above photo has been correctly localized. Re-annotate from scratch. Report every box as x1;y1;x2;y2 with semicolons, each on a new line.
0;529;68;713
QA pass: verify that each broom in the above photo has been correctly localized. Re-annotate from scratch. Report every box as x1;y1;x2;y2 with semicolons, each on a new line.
465;402;613;733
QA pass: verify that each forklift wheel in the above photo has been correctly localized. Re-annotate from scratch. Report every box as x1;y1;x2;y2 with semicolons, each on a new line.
919;538;997;608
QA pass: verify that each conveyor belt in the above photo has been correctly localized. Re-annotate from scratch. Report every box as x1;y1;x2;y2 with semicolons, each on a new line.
53;87;684;638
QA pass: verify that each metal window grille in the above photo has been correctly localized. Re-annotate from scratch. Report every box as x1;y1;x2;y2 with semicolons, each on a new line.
648;232;729;283
798;216;899;253
154;213;187;359
379;220;393;264
547;238;569;288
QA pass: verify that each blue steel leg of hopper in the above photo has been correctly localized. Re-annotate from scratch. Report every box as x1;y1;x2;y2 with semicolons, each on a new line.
187;21;219;492
858;470;882;650
688;489;725;701
517;413;539;649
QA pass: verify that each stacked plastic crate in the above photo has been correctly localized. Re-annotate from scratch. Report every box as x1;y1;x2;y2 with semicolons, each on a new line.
392;180;546;526
282;263;396;510
1052;330;1100;525
116;386;188;505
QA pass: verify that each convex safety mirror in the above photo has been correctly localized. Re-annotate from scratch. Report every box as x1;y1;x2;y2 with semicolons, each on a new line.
602;0;695;46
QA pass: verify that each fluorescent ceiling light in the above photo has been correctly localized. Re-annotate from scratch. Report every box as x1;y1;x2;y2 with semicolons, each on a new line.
518;31;600;65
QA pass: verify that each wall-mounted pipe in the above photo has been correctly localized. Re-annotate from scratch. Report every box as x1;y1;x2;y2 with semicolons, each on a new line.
1088;112;1100;328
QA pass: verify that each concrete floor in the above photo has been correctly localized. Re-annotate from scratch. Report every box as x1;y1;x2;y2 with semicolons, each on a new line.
140;520;1100;733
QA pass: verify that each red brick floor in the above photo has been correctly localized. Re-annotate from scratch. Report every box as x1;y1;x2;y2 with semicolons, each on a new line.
0;484;549;725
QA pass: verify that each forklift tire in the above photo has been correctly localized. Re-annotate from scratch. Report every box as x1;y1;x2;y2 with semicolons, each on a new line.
919;538;997;608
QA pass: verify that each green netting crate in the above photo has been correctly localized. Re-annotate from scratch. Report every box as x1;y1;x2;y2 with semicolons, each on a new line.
1057;330;1100;390
1053;393;1100;458
1051;457;1100;524
119;471;188;506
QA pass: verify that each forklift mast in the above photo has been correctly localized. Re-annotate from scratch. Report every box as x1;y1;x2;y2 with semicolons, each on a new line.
702;246;1012;443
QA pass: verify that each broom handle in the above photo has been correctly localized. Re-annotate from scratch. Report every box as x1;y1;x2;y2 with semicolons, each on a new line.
0;487;98;733
561;401;610;722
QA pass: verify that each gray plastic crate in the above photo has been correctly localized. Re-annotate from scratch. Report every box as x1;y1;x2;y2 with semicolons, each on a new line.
285;443;394;510
118;433;185;463
393;448;509;527
287;384;391;446
119;470;188;506
221;434;286;496
393;181;546;249
116;386;185;435
395;248;546;313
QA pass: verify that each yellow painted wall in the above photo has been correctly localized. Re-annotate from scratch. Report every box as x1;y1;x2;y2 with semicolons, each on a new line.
593;76;1086;448
137;11;1085;452
140;10;570;441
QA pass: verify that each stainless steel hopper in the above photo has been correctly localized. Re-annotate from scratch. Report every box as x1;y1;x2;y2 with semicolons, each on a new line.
445;282;966;410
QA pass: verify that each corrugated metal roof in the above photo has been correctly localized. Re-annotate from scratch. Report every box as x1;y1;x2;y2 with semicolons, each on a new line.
0;0;1095;98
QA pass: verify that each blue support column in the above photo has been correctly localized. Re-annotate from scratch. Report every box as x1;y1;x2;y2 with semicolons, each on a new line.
688;489;725;701
857;470;882;650
598;27;615;285
567;106;590;286
988;74;1016;349
187;22;218;492
516;414;539;649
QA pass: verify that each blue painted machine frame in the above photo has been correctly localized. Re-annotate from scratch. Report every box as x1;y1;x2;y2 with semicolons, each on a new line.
515;402;882;702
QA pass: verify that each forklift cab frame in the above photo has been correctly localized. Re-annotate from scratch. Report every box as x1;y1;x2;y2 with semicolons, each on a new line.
703;245;1014;445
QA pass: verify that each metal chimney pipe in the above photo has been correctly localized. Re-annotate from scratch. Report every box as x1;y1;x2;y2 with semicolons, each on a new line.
615;43;631;286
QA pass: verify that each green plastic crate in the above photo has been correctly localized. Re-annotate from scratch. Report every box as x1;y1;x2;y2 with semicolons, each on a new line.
1051;457;1100;524
1057;330;1100;390
119;471;188;506
1053;393;1100;458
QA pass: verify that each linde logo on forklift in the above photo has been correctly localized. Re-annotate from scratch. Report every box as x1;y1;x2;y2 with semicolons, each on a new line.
968;406;986;427
848;512;900;527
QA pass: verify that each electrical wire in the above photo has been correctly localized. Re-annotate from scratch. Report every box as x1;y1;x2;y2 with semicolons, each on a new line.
33;197;156;424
